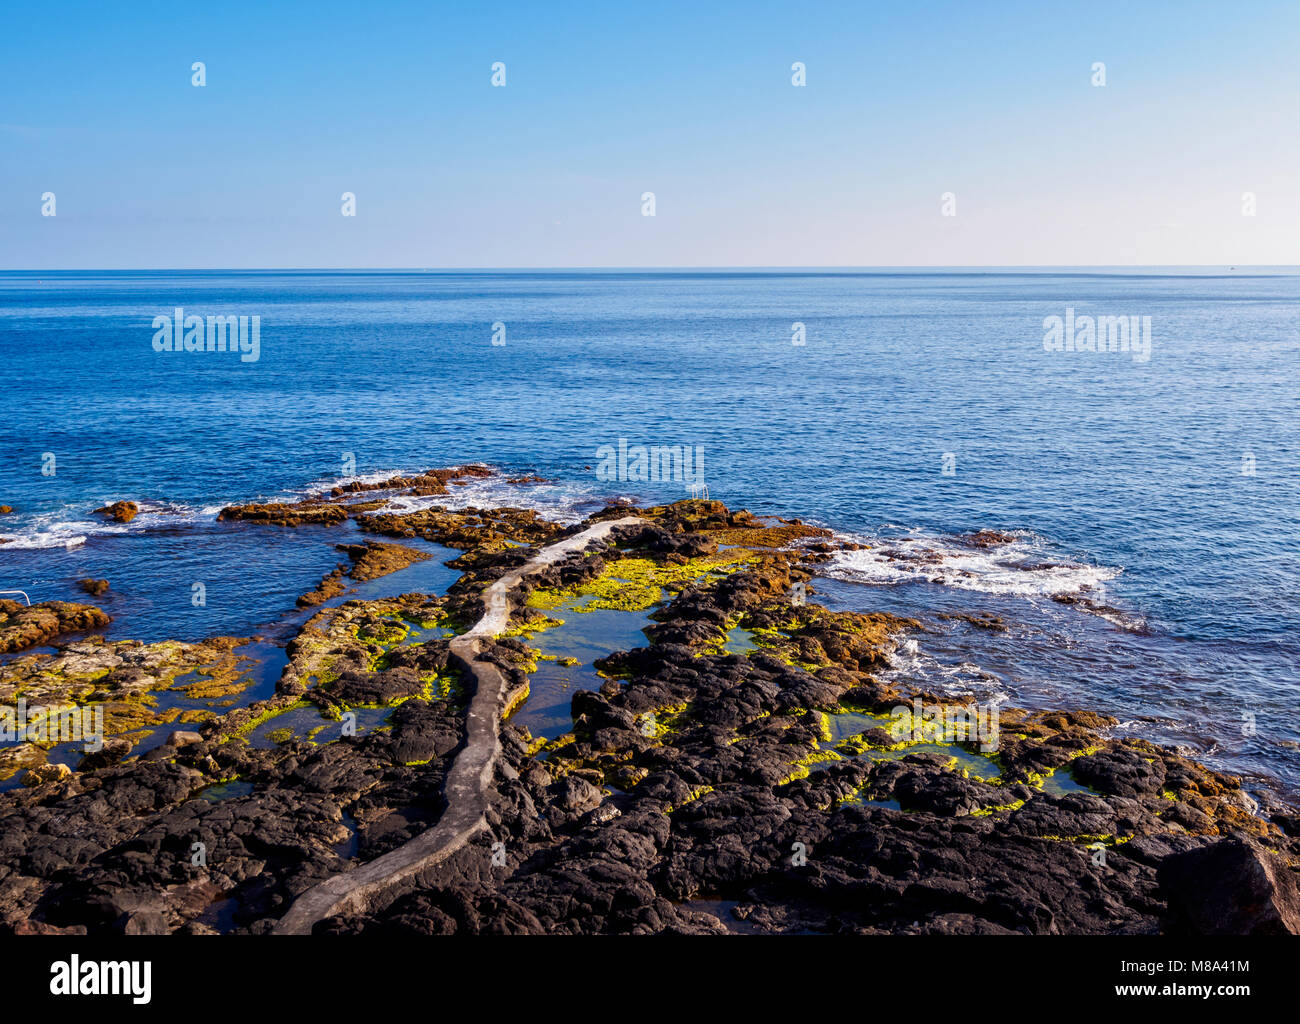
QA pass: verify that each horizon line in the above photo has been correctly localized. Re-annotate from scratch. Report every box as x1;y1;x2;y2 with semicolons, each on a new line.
3;264;1297;274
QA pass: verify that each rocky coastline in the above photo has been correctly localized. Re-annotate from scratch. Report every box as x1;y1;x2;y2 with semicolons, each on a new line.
1;467;1297;935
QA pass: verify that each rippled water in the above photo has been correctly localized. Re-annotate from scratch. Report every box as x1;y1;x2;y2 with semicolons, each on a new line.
1;269;1297;793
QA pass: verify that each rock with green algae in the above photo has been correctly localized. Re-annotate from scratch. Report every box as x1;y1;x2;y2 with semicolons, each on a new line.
0;634;255;768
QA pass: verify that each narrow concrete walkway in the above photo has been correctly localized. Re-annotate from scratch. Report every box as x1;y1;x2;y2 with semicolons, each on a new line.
273;516;645;933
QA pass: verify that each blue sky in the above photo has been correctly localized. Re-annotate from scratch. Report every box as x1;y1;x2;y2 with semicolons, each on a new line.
2;0;1297;267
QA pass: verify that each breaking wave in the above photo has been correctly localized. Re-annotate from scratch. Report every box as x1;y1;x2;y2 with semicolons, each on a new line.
365;468;630;525
821;528;1120;599
0;500;228;551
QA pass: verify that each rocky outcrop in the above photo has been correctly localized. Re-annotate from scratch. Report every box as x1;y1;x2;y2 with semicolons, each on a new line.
220;467;496;528
0;600;110;654
1;489;1296;937
325;465;492;498
0;634;252;784
296;542;430;607
1160;839;1300;935
959;529;1018;548
297;567;347;608
219;502;349;527
337;541;430;582
93;501;138;523
359;506;566;550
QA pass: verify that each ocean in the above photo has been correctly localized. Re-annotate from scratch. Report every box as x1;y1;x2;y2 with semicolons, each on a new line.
1;268;1297;795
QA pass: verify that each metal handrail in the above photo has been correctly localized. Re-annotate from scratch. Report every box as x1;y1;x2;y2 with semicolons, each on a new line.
0;590;31;606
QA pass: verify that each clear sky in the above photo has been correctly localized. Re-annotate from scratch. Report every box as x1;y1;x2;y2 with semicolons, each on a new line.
2;0;1297;268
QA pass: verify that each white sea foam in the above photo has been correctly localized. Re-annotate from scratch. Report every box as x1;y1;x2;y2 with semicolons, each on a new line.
298;467;432;496
1;469;618;552
1;514;128;551
820;530;1119;598
0;499;231;551
364;469;622;526
877;635;1007;699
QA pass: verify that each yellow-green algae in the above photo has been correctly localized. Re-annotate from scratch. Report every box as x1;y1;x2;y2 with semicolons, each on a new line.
388;672;458;707
995;744;1102;791
503;682;531;718
665;784;714;814
968;799;1027;817
1039;833;1133;846
744;625;822;670
526;550;758;614
2;637;258;761
776;749;843;786
313;670;458;721
230;700;308;738
637;701;690;740
502;615;564;639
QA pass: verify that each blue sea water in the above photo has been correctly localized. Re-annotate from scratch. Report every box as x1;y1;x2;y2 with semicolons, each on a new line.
1;269;1298;794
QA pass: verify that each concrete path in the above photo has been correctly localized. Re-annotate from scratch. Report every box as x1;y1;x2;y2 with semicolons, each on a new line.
272;516;645;933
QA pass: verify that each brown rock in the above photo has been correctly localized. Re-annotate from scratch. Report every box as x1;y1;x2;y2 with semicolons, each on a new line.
0;742;46;783
78;578;110;596
0;599;111;654
78;737;133;772
298;566;348;607
13;920;88;935
93;500;139;523
22;762;72;787
325;465;493;499
961;529;1018;548
337;541;431;582
219;502;349;527
123;911;170;935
